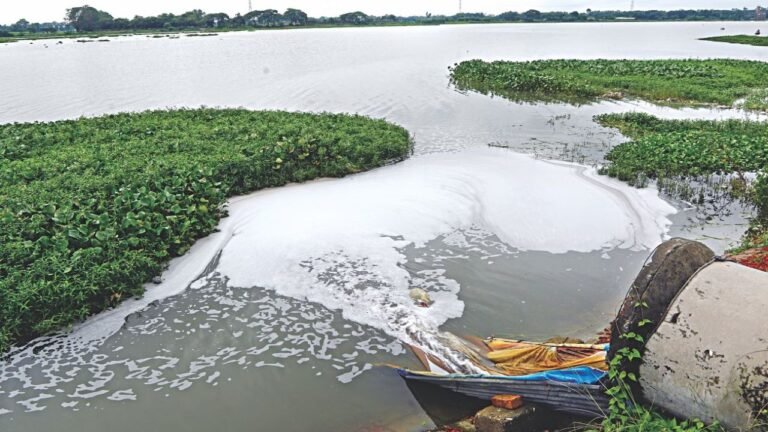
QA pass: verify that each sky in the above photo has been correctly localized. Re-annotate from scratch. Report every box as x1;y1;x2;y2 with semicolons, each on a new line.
1;0;760;24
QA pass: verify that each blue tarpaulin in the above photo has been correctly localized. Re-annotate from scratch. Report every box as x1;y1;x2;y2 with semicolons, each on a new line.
399;366;607;385
492;366;607;384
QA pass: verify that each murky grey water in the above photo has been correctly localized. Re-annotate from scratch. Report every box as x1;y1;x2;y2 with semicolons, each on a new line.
0;22;764;431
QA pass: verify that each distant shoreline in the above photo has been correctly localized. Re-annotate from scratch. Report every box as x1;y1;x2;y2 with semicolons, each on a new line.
2;19;765;45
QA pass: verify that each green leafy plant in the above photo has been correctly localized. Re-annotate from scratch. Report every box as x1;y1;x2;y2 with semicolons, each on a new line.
592;303;719;432
449;59;768;111
701;35;768;47
595;113;768;184
595;112;768;250
0;108;412;353
739;172;768;251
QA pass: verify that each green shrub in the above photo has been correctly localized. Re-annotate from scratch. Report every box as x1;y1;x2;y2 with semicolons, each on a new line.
740;172;768;249
0;108;412;352
755;172;768;224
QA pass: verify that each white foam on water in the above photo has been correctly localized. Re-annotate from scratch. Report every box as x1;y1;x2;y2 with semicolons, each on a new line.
0;146;677;379
209;147;675;362
1;146;677;380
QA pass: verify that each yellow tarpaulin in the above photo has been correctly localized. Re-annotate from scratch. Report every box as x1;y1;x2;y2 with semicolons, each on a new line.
485;337;608;376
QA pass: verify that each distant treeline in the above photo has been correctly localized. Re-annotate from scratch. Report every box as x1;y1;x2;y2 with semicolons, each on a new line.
1;5;767;35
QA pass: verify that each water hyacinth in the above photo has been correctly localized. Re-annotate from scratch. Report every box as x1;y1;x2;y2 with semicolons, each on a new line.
596;112;768;250
596;112;768;182
449;59;768;110
0;108;412;353
701;35;768;47
450;59;768;251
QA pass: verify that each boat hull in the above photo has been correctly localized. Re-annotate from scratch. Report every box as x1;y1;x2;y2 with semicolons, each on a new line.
398;369;609;418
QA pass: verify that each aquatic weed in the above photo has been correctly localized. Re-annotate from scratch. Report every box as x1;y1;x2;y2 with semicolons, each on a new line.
0;108;412;353
449;59;768;110
701;35;768;47
596;112;768;250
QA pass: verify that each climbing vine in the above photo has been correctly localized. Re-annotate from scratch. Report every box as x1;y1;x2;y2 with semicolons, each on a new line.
597;302;719;432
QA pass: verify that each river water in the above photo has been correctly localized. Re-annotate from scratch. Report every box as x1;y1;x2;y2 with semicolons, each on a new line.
1;22;765;431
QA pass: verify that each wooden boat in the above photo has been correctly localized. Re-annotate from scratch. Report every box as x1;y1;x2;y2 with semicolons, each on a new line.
397;366;609;418
396;337;611;417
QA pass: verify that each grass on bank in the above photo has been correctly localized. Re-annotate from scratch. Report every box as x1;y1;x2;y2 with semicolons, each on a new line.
701;35;768;47
0;108;412;353
597;112;768;250
449;59;768;111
